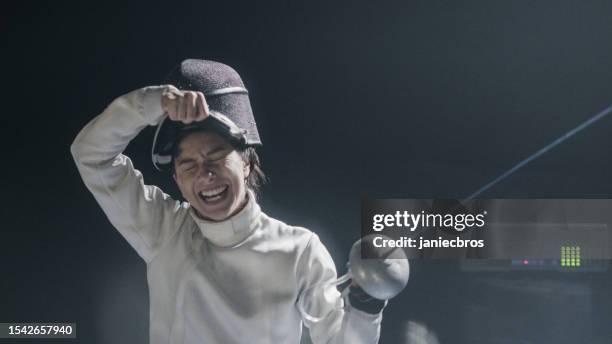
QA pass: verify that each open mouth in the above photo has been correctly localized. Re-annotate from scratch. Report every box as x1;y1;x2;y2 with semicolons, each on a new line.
198;185;229;204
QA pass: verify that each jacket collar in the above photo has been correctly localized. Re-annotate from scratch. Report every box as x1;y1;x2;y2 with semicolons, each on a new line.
189;191;261;248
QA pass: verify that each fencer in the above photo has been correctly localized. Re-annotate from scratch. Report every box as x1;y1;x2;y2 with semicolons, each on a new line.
71;59;390;344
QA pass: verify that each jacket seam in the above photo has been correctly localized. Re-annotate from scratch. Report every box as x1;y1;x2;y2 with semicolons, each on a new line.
148;208;190;265
295;232;316;295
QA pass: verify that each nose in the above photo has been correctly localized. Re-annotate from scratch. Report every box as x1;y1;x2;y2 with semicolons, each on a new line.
197;163;216;181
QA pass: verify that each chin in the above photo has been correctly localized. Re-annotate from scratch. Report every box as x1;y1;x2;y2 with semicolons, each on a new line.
194;196;241;221
193;205;231;221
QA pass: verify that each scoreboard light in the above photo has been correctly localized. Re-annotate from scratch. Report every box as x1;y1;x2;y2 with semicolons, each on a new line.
561;246;581;267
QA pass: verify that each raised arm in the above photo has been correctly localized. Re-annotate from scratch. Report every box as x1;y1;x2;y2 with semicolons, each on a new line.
71;86;196;262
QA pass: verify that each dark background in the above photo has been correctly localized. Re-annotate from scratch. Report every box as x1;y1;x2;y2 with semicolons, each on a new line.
3;1;612;343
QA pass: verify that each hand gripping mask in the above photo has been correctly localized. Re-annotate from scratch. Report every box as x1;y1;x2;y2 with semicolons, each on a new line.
152;59;262;171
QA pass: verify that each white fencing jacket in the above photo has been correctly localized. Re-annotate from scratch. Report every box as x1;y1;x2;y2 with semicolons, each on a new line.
71;86;384;344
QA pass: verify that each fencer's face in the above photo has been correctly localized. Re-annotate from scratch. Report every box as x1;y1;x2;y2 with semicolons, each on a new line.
173;131;250;221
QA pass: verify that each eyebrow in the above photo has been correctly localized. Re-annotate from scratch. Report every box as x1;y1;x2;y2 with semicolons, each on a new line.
204;145;228;158
176;145;230;166
176;158;196;166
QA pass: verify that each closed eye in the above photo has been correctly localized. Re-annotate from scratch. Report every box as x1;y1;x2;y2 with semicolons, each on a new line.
204;149;232;163
177;159;197;171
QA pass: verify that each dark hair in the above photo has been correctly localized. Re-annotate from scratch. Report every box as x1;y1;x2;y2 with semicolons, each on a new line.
171;129;267;198
239;146;267;198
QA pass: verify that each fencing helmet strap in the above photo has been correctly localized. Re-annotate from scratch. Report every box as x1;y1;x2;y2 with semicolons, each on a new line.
151;59;262;171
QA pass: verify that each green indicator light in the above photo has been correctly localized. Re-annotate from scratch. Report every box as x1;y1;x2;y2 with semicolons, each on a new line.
560;246;581;268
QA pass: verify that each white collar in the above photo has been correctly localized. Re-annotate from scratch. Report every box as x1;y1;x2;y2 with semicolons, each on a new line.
189;191;261;248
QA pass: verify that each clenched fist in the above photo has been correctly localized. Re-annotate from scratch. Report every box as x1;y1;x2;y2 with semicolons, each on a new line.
161;86;209;124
